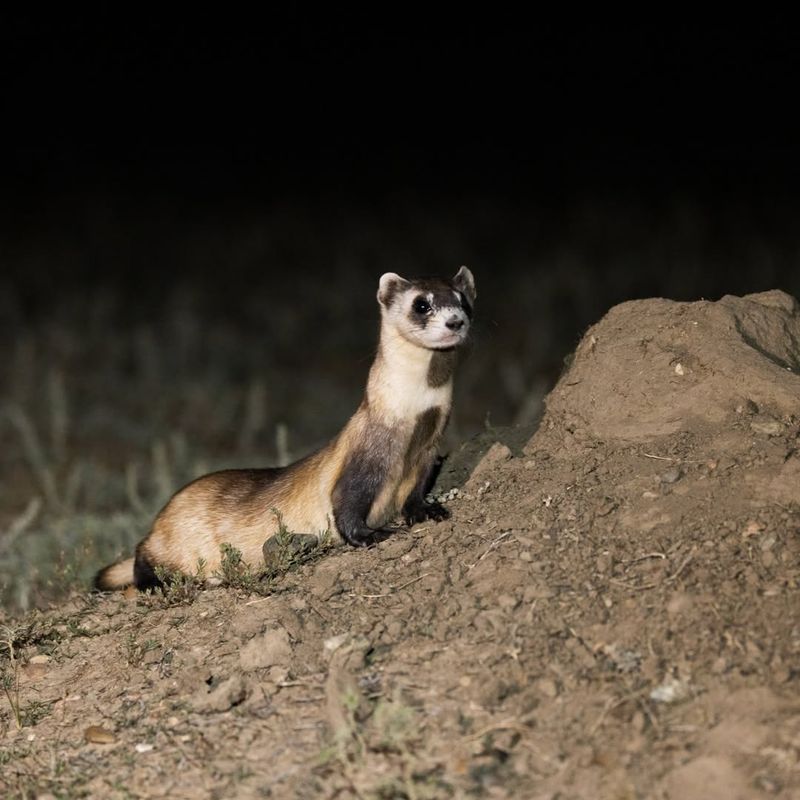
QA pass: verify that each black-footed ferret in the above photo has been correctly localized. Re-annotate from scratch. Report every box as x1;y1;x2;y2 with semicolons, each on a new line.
95;266;476;591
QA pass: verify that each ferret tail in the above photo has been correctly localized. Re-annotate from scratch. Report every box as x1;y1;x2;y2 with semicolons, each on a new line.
94;557;135;591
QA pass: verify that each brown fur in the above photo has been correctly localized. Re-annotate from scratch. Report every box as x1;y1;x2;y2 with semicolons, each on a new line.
95;269;474;591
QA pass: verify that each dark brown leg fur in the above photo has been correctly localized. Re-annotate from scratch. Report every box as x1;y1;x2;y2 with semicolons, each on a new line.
402;455;450;526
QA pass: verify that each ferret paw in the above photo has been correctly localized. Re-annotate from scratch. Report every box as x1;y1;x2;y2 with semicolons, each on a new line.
341;527;377;547
340;525;401;548
403;501;450;526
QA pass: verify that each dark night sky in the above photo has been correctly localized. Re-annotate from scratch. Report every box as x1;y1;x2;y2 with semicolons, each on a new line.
3;18;799;204
1;16;798;394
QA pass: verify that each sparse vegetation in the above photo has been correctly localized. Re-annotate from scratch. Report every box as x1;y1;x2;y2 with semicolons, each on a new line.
216;542;267;594
1;623;55;731
153;561;206;607
122;633;161;667
262;510;335;577
0;651;21;730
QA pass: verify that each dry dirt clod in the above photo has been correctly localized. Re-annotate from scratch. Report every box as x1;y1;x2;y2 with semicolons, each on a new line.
736;399;760;415
660;756;750;800
192;674;249;713
595;497;619;516
596;552;614;573
239;627;292;671
751;418;785;436
666;592;694;616
534;677;559;699
465;441;512;491
659;466;683;484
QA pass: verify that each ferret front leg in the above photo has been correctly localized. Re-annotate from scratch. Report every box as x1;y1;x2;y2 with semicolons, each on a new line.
332;454;391;547
402;452;450;526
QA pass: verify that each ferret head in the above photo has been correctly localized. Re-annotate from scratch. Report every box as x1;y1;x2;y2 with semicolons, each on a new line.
377;266;476;350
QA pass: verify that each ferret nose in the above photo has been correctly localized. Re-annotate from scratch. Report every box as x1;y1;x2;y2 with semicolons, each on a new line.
445;315;464;331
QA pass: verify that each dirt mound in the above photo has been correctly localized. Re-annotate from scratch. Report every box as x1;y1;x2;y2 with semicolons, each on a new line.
3;292;800;799
547;289;800;441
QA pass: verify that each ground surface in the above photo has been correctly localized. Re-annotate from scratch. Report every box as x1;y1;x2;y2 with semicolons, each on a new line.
2;290;799;799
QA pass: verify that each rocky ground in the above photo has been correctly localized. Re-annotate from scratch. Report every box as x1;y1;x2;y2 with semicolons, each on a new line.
2;290;799;799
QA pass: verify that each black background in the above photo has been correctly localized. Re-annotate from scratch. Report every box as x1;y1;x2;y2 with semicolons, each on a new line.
5;20;798;205
2;16;799;343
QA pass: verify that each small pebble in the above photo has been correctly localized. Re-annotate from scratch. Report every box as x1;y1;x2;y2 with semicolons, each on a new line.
667;592;693;616
743;520;764;537
759;536;776;553
84;726;117;744
385;620;403;638
596;552;613;573
497;593;517;611
756;776;779;794
535;677;558;699
649;676;691;704
323;633;350;653
772;666;790;683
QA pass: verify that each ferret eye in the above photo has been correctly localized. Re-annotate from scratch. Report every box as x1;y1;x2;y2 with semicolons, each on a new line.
413;298;431;314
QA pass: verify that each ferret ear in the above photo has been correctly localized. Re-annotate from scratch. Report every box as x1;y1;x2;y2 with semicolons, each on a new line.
377;272;409;308
453;266;476;305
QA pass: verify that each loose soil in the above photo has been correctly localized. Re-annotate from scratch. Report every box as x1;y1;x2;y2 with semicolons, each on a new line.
2;290;799;799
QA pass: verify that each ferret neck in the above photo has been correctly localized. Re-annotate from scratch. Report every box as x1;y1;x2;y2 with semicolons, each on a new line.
366;322;451;414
